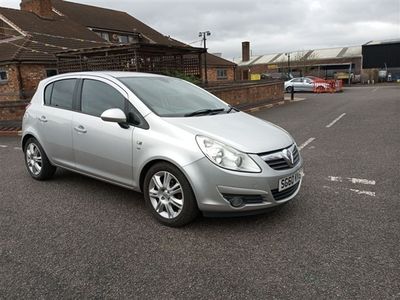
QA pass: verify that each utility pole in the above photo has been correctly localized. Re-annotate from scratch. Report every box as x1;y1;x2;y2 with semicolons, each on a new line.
199;31;211;84
285;52;291;77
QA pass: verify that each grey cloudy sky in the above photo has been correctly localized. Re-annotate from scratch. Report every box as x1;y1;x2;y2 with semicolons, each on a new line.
2;0;400;61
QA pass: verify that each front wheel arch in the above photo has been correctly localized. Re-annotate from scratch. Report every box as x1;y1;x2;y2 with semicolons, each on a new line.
143;161;199;226
139;158;191;193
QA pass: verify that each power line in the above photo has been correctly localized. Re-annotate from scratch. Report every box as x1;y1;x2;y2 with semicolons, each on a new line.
186;39;203;45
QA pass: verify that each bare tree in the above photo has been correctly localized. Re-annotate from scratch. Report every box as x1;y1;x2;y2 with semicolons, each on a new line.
291;51;318;76
276;50;318;77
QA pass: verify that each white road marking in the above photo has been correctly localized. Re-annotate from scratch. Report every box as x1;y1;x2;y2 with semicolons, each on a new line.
322;185;340;194
0;145;8;148
298;137;315;150
349;178;376;185
323;185;376;197
349;189;376;197
328;176;342;182
326;113;346;128
372;87;379;93
327;176;376;185
13;147;21;150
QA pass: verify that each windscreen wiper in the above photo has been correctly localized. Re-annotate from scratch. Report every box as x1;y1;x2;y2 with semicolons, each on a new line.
227;106;239;113
184;108;225;117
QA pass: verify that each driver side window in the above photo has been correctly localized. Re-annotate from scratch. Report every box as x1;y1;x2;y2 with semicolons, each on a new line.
81;79;125;117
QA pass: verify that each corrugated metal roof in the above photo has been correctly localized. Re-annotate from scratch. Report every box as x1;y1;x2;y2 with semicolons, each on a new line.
311;47;343;59
252;53;281;65
237;45;362;66
342;46;362;57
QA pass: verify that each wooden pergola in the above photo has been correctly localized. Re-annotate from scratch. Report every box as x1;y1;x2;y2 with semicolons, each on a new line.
56;43;206;78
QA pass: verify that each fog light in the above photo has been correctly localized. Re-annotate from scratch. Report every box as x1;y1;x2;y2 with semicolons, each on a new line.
229;197;244;208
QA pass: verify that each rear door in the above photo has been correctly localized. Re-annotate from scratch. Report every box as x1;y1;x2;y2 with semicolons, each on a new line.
39;78;77;168
72;77;134;186
291;78;303;91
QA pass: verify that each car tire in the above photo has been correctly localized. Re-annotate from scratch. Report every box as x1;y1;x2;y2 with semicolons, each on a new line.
143;162;199;227
286;86;293;93
24;137;56;180
316;86;325;93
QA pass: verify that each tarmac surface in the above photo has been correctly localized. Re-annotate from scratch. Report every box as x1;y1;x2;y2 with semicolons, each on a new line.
0;85;399;298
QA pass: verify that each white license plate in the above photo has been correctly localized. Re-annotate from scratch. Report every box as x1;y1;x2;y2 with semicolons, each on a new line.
278;170;302;192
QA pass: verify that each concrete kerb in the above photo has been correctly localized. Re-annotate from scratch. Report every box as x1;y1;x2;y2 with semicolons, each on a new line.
0;130;22;137
245;97;305;113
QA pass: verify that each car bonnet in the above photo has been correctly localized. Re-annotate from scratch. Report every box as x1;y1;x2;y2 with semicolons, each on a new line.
163;111;293;154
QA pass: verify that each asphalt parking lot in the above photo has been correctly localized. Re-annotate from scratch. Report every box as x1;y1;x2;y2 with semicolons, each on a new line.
1;85;399;299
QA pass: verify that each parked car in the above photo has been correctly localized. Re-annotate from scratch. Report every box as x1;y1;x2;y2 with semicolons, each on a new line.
284;77;329;93
22;72;303;226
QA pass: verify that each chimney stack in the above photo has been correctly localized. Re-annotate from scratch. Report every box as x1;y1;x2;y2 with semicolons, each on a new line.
20;0;53;18
242;41;250;62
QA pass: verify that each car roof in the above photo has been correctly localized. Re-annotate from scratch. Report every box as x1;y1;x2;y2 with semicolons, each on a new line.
47;71;165;81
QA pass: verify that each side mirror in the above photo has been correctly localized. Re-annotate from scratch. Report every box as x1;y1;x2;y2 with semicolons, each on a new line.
101;108;127;123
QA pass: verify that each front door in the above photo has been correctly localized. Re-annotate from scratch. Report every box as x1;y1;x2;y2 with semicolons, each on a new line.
72;78;134;186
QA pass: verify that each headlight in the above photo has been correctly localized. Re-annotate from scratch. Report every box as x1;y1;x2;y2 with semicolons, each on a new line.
196;136;261;173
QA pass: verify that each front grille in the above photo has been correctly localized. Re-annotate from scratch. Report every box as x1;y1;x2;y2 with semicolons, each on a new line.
222;194;265;204
260;144;300;170
271;182;300;201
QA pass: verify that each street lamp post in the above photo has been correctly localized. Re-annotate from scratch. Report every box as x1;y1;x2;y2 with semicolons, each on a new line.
199;31;211;84
285;52;291;77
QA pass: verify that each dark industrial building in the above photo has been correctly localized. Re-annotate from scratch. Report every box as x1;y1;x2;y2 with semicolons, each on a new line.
362;39;400;81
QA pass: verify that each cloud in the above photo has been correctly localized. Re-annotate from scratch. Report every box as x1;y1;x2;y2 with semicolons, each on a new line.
2;0;400;60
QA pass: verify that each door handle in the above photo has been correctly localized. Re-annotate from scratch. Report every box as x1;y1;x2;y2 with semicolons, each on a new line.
74;125;87;134
38;116;48;123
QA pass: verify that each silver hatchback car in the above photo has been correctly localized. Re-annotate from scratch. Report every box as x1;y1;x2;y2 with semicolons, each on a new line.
22;72;303;226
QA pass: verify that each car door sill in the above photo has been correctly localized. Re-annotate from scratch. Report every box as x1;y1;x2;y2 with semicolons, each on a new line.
52;163;140;192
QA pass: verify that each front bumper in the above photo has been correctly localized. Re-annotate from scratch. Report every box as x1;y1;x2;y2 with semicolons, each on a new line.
183;154;304;214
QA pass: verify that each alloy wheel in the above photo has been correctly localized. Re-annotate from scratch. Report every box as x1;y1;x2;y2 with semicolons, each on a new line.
149;171;184;219
26;143;42;176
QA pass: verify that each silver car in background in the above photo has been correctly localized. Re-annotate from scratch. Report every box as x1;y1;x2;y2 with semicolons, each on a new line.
284;77;329;93
22;72;303;226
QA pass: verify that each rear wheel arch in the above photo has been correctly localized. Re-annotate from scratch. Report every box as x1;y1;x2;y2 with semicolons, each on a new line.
22;133;35;150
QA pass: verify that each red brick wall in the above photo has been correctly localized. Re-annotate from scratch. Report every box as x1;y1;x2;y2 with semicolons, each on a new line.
20;0;53;18
0;63;51;121
0;65;21;101
206;81;284;109
0;101;28;121
0;64;50;102
202;66;235;82
19;64;48;98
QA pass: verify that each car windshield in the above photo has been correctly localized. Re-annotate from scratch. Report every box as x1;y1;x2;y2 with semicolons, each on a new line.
118;76;229;117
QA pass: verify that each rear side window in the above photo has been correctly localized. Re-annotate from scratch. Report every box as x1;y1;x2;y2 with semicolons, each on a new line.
81;79;125;117
44;83;53;105
44;79;76;109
